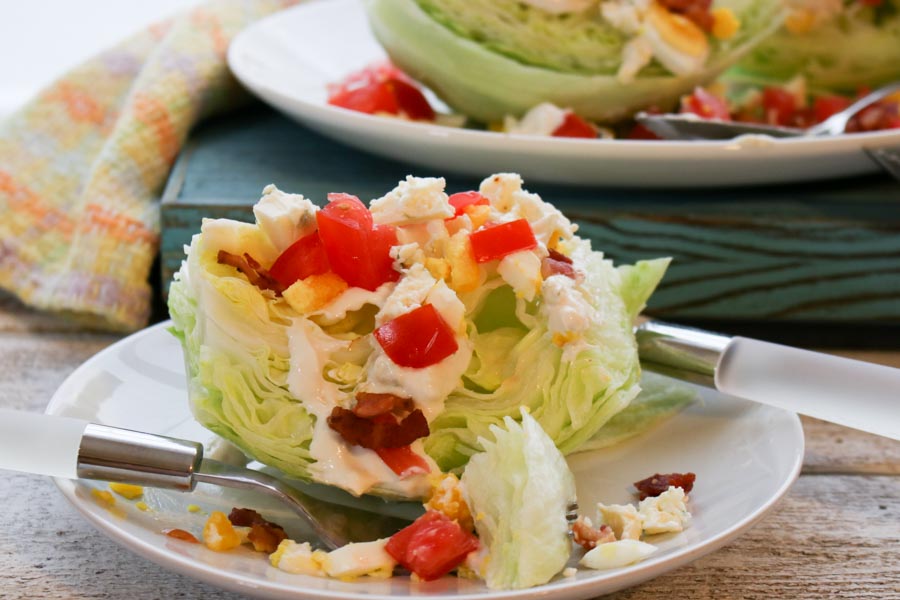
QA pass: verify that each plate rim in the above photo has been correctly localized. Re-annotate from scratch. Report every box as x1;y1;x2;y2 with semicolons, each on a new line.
227;0;900;159
47;321;805;600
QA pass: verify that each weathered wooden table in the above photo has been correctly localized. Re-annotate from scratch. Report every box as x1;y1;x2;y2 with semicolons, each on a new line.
1;289;898;599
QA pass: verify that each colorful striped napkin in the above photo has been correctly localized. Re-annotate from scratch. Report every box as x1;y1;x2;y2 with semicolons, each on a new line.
0;0;298;332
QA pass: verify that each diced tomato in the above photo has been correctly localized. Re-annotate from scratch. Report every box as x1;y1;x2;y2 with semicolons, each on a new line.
385;511;480;581
680;87;730;120
469;219;538;263
375;446;431;478
269;232;330;288
328;61;435;120
626;123;662;140
846;102;900;132
762;87;797;126
447;191;489;217
374;304;458;368
316;193;399;291
813;95;852;124
552;112;597;138
328;80;399;116
391;79;436;120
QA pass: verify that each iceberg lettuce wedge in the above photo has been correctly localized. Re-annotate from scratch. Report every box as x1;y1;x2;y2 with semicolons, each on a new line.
363;0;784;121
729;1;900;93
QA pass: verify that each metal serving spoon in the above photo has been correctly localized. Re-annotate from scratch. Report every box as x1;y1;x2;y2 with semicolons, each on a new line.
636;82;900;141
0;410;413;550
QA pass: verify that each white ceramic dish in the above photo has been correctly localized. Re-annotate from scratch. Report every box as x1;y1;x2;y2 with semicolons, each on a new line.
46;322;803;599
227;0;900;188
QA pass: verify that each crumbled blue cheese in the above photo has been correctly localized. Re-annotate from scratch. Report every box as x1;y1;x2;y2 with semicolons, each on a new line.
370;176;454;225
253;184;318;252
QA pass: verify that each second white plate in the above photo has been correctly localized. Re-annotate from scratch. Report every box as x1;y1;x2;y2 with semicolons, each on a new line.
47;322;803;599
227;0;899;188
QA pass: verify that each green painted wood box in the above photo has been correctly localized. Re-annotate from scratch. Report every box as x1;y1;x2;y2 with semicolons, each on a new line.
161;107;900;345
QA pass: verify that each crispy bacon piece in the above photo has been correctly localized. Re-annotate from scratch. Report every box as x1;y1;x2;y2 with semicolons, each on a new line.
227;507;288;553
633;472;696;501
217;250;284;295
353;392;415;418
658;0;714;31
327;407;429;449
541;248;576;280
163;528;200;543
572;517;616;550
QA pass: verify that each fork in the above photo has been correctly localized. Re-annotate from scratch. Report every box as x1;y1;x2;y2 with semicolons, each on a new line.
0;409;413;550
636;81;900;141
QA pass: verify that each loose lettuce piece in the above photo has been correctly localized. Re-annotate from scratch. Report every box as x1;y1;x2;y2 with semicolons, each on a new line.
461;409;576;589
363;0;784;121
729;1;900;93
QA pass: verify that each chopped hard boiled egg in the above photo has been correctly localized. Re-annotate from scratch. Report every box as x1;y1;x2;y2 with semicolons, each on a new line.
643;2;710;77
271;538;396;580
270;540;323;576
108;482;143;500
319;538;397;579
497;250;543;301
580;539;658;570
597;502;642;541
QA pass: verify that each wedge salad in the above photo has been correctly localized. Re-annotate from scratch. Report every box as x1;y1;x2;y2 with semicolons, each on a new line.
169;173;675;499
167;173;697;586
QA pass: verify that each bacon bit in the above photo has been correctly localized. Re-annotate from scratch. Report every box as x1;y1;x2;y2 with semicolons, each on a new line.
327;407;429;449
226;507;287;553
658;0;714;31
217;250;284;295
541;249;576;280
164;528;200;544
633;472;696;501
248;522;288;553
572;517;616;550
353;392;415;418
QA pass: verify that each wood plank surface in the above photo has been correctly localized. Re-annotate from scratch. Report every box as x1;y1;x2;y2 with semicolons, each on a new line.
0;291;897;599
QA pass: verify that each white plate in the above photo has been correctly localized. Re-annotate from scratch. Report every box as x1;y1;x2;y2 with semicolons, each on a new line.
227;0;900;188
46;322;803;599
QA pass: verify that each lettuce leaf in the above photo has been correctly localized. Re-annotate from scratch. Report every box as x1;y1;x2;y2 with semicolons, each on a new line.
461;409;576;589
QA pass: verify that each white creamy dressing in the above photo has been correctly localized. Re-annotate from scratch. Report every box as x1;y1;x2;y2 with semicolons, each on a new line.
310;282;395;325
541;274;598;359
286;317;430;497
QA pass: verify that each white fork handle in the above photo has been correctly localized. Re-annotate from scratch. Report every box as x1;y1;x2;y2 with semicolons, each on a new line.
0;410;88;479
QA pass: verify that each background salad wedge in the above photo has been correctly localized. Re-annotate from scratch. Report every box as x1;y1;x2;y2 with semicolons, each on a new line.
363;0;785;122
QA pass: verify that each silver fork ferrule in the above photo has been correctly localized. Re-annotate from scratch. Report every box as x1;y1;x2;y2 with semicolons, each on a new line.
635;321;732;387
76;424;203;491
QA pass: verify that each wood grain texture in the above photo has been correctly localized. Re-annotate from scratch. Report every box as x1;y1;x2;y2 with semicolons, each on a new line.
1;474;896;600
